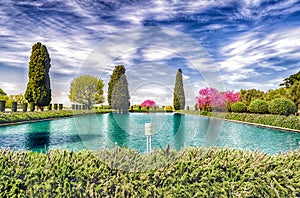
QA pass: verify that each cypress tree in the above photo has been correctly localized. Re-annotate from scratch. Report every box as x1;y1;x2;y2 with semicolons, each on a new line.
173;69;185;110
111;74;130;113
25;42;51;111
107;65;126;106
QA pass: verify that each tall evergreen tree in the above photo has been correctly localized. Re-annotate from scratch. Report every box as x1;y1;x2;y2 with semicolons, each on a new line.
107;65;126;106
111;75;130;113
25;42;51;110
173;69;185;110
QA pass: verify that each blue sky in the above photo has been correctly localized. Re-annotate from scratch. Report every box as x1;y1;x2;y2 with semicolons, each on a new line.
1;0;300;106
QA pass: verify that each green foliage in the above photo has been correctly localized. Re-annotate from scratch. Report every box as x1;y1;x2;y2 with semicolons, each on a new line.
240;89;265;106
264;87;288;101
111;75;130;113
249;99;269;114
69;75;105;110
107;65;126;106
23;103;28;112
288;81;300;109
231;102;247;113
1;148;300;197
280;70;300;88
0;110;112;124
210;112;300;130
0;88;7;96
25;42;51;108
29;102;35;112
268;98;297;116
164;105;174;112
173;69;185;110
0;101;5;112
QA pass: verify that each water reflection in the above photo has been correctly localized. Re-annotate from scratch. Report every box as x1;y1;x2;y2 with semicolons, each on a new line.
172;113;185;150
108;113;129;147
25;122;50;152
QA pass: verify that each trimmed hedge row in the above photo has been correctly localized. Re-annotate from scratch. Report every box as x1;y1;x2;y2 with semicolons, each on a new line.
1;148;300;197
178;111;300;130
0;110;112;125
212;112;300;130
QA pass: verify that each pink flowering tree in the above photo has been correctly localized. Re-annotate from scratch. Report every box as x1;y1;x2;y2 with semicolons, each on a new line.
141;99;156;108
197;88;240;112
223;90;241;111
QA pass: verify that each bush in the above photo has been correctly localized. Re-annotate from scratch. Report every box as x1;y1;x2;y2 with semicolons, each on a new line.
1;148;300;197
231;102;247;113
249;99;268;114
164;106;174;112
29;102;35;112
268;98;297;116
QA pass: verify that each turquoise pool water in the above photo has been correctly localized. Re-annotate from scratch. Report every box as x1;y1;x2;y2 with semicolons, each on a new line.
0;113;299;155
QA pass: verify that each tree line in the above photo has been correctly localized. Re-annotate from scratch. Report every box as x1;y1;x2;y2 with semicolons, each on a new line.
0;42;186;113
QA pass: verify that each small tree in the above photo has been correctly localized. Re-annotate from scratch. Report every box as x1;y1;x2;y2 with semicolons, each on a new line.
111;75;130;113
25;42;51;111
69;75;104;110
173;69;185;110
107;65;126;106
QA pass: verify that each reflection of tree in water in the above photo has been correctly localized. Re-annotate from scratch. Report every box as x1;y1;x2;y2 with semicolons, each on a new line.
25;122;50;152
173;113;185;150
108;113;129;147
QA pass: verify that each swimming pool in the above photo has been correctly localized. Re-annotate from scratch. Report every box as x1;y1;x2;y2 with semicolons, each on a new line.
0;113;299;155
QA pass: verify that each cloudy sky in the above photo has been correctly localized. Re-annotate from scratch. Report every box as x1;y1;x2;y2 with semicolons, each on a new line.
1;0;300;106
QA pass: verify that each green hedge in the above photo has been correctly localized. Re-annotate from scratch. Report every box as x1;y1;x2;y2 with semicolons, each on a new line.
0;110;112;125
249;99;268;114
1;148;300;197
231;102;247;113
268;98;297;116
212;112;300;130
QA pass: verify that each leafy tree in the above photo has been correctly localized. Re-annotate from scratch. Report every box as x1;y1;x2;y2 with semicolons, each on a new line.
6;94;27;108
107;65;126;106
240;89;265;106
69;75;104;110
25;42;51;110
111;75;130;113
173;69;185;110
280;70;300;88
0;88;6;96
264;88;288;101
288;81;300;110
0;88;8;102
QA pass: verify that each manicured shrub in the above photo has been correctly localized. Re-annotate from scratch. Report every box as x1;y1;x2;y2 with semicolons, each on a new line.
11;102;17;112
23;103;28;112
29;102;35;112
249;99;268;114
164;106;174;112
59;104;63;110
231;102;247;113
48;104;52;111
268;98;297;116
53;103;58;110
0;100;5;112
